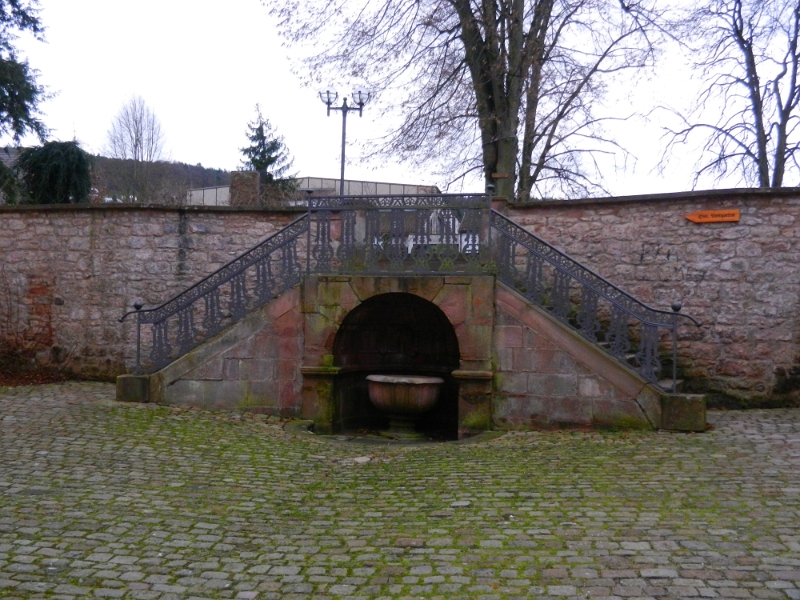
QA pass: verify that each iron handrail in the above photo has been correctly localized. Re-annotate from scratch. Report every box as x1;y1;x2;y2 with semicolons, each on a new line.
491;211;700;328
120;213;310;325
490;210;700;391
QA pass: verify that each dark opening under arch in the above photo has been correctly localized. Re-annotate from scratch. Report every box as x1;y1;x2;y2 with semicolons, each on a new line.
332;293;460;439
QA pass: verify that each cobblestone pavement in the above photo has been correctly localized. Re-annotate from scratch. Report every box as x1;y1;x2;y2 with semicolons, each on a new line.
2;383;800;600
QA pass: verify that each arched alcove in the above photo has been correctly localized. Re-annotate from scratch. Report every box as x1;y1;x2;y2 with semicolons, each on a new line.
332;292;460;439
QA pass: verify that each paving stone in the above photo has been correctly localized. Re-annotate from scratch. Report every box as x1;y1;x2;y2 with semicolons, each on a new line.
1;383;800;599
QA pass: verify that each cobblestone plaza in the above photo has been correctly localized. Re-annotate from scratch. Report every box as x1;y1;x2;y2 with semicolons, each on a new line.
2;383;799;599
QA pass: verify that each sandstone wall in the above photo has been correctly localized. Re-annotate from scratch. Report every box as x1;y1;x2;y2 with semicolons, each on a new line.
0;204;300;378
504;188;800;405
4;188;800;405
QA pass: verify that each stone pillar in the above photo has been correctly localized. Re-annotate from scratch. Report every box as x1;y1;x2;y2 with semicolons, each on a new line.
452;370;493;438
230;171;260;207
300;366;340;434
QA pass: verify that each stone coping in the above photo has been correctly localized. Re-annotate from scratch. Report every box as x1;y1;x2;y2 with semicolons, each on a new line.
496;185;800;209
0;202;305;214
451;369;493;380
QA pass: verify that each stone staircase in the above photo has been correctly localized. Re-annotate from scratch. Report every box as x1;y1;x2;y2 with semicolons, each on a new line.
117;194;706;434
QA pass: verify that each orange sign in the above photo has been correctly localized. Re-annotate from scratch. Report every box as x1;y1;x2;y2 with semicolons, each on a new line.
685;209;740;224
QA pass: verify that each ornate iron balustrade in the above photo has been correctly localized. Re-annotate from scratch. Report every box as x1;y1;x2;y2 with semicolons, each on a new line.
121;214;309;374
490;210;700;391
306;194;491;275
121;194;492;373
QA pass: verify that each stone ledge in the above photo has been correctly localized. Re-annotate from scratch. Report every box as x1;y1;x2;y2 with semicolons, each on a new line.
452;370;493;380
300;366;341;376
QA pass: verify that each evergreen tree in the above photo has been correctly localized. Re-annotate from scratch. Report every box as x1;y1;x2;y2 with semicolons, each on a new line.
239;105;295;192
15;140;92;204
0;1;47;142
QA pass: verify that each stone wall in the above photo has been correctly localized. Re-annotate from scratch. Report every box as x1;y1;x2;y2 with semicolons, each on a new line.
503;187;800;405
5;187;800;406
0;204;300;378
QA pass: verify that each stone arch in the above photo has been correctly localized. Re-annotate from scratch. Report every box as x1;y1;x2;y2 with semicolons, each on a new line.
332;292;460;438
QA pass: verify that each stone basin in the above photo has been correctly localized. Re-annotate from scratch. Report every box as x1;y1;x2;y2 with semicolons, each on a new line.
366;375;444;439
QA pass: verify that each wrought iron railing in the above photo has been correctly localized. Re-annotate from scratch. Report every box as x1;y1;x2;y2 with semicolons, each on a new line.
306;194;490;274
121;214;310;373
490;210;700;391
121;194;492;373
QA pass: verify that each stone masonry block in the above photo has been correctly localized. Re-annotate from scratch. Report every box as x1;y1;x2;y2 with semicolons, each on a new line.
495;325;523;349
636;385;663;428
237;359;275;381
221;336;257;360
247;379;281;410
456;324;494;362
280;380;302;416
116;374;151;403
468;277;495;323
186;359;223;381
268;287;301;320
164;379;207;407
542;398;593;427
527;373;578;397
591;398;652;429
661;394;706;432
529;349;577;375
492;396;538;430
278;359;298;382
434;284;469;326
222;359;240;379
496;372;528;394
400;277;445;302
578;374;626;400
200;380;248;410
496;347;514;371
317;279;360;310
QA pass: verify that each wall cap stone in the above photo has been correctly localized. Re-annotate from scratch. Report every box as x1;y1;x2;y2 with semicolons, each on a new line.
507;186;800;210
0;203;305;215
452;370;493;380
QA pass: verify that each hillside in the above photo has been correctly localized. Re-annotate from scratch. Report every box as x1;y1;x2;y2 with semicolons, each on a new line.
92;156;231;203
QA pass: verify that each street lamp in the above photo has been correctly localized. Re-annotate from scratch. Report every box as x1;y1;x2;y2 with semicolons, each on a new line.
319;86;371;197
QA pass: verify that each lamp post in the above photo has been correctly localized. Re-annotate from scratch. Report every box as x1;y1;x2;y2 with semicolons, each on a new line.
319;86;370;197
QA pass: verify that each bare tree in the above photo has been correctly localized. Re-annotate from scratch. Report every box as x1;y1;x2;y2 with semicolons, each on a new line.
105;96;167;201
665;0;800;188
268;0;667;199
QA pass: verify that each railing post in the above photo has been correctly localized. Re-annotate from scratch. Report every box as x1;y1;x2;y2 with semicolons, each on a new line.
483;186;495;269
133;302;143;375
306;198;312;275
671;301;682;394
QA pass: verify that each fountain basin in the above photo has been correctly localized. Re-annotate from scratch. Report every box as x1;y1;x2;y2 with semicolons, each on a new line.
366;375;444;439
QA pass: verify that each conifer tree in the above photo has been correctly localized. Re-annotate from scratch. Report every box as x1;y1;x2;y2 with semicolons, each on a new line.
239;105;295;192
15;140;92;204
0;0;47;142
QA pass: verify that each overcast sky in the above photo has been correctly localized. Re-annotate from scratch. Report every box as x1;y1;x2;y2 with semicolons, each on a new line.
7;0;701;196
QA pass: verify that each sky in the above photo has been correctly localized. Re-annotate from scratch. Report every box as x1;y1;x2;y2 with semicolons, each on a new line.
7;0;702;197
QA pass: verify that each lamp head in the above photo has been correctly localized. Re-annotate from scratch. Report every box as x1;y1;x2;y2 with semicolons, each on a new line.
351;86;371;107
319;87;338;106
